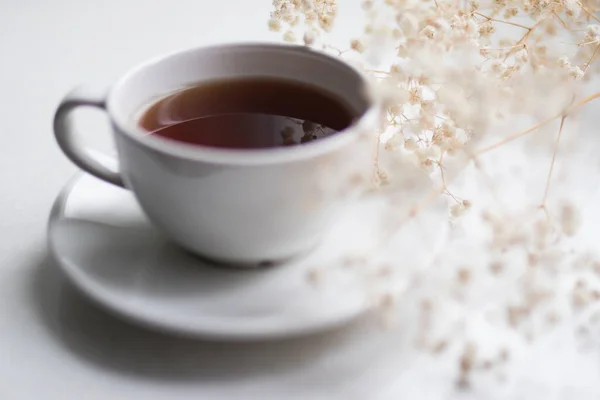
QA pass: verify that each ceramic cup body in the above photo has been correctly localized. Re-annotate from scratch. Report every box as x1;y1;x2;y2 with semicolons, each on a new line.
54;43;377;265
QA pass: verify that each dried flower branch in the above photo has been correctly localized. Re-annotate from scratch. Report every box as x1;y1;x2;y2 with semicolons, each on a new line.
268;0;600;393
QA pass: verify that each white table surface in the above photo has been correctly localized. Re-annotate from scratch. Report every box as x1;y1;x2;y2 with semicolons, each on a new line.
3;1;600;399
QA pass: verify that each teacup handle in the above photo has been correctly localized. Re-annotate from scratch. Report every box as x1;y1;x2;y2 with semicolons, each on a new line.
53;85;125;188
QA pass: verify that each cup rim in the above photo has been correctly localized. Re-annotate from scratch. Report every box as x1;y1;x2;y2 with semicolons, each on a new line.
107;42;378;166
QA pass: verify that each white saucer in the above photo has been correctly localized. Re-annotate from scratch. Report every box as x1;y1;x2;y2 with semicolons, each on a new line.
48;173;448;340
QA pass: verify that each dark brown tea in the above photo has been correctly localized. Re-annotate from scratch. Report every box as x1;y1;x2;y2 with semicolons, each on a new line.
139;77;356;149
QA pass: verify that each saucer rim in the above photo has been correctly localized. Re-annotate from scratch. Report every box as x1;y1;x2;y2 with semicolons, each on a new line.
47;173;449;341
47;173;373;341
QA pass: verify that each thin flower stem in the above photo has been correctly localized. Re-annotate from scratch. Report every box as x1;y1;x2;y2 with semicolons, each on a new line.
503;17;546;61
474;12;531;30
485;44;526;51
541;116;566;206
570;91;600;111
583;43;600;70
444;189;462;203
374;145;381;181
579;3;600;24
552;11;576;31
323;44;347;56
438;153;447;188
474;116;557;155
475;91;600;155
577;40;600;47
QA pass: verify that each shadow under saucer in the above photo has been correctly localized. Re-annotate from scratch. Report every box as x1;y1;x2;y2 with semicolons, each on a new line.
27;255;410;399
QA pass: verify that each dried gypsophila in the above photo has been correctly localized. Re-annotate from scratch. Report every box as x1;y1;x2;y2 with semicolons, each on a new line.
269;0;337;45
268;0;600;393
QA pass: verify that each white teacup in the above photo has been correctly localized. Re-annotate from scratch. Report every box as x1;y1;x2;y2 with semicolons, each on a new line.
53;43;378;266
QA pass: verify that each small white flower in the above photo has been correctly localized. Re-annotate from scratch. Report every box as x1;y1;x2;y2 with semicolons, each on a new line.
558;55;571;68
421;159;435;173
389;64;405;79
268;18;281;32
560;202;581;236
478;22;495;37
397;44;409;58
466;19;479;36
398;14;420;35
377;169;390;185
452;15;466;30
569;66;584;81
303;30;316;45
514;48;528;64
563;0;581;17
504;7;519;18
404;137;418;151
451;203;466;218
421;26;436;39
441;121;457;137
535;0;549;11
283;30;297;42
350;39;365;53
586;24;600;42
